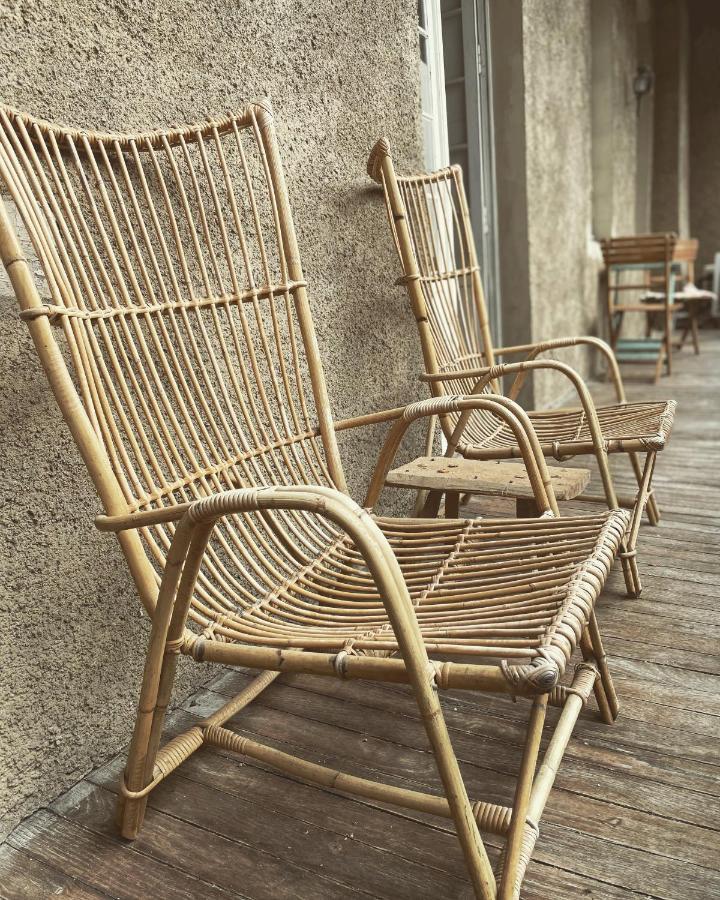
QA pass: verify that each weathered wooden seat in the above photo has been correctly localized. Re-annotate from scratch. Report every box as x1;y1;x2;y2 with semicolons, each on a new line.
368;141;677;599
0;102;628;900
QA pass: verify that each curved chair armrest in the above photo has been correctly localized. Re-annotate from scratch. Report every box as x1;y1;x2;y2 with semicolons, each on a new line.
363;394;559;515
332;406;405;433
96;504;192;532
494;336;626;404
100;484;438;692
421;358;607;457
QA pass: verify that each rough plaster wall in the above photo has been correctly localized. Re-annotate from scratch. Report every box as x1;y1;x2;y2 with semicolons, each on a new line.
591;0;638;238
590;0;642;340
609;1;638;236
522;0;597;409
0;0;424;837
689;0;720;268
652;0;690;236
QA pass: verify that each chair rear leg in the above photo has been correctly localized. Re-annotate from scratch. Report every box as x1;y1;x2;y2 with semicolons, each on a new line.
621;451;658;600
587;612;619;720
629;451;660;525
592;446;641;597
580;630;613;724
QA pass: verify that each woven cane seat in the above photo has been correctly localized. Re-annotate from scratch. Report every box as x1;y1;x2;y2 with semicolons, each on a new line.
454;400;676;458
184;510;628;675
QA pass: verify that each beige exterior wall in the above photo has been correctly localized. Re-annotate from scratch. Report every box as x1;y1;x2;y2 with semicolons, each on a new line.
494;0;641;409
689;0;720;269
523;0;597;409
0;0;424;837
652;0;691;236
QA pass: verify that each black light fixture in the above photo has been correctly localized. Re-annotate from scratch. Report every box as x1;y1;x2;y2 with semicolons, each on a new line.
633;64;655;114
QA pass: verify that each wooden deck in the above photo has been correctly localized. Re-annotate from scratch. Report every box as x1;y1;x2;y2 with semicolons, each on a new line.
2;334;719;900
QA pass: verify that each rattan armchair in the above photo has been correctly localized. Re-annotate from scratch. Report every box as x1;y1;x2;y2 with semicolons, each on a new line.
1;102;629;899
368;141;676;600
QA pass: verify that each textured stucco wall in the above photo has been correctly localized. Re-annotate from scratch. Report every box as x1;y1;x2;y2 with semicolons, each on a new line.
689;0;720;269
0;0;424;838
505;0;641;409
591;0;639;238
652;0;690;236
522;0;597;409
590;0;643;340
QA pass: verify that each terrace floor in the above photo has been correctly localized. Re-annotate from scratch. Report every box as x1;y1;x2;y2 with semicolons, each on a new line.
2;334;719;900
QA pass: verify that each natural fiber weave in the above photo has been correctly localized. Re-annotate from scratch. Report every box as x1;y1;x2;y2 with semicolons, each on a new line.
0;102;630;900
368;141;676;598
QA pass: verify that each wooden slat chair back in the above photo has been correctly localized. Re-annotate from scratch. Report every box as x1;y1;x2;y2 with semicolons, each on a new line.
1;104;635;899
600;232;678;379
0;102;346;619
372;146;498;417
599;232;676;266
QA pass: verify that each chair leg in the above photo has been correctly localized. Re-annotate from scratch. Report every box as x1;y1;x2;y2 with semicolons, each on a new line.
410;673;497;897
580;630;613;724
690;312;701;354
587;611;620;721
413;414;438;515
445;490;460;518
119;634;180;838
628;450;660;525
591;445;641;598
118;519;201;839
498;695;548;900
516;497;540;518
420;489;443;517
622;451;657;599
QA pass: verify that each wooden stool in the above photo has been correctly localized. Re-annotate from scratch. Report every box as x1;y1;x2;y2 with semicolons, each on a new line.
386;456;591;518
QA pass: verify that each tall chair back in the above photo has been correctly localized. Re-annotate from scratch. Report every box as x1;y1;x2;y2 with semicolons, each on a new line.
0;102;346;614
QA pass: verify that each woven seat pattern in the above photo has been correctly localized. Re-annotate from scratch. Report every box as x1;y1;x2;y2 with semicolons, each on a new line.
186;511;627;670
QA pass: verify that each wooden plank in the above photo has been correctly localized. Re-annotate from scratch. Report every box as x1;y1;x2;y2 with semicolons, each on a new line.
6;809;240;900
386;456;590;499
88;748;482;886
204;669;720;788
0;843;110;900
52;781;434;900
189;677;720;836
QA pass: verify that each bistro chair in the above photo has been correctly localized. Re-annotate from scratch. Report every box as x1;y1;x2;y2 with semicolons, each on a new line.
638;237;716;356
1;102;630;899
368;141;676;599
600;232;678;380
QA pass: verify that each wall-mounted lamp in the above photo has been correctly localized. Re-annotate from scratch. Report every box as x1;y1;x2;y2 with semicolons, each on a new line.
633;64;655;115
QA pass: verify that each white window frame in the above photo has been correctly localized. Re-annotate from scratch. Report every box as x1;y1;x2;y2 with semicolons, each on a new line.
418;0;450;172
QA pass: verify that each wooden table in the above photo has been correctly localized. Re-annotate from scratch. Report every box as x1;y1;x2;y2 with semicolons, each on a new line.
386;456;591;518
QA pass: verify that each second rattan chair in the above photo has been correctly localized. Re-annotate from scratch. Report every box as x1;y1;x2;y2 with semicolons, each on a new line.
368;140;676;599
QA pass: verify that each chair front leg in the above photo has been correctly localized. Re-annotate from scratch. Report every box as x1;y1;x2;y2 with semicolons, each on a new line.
119;519;207;838
498;695;548;900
